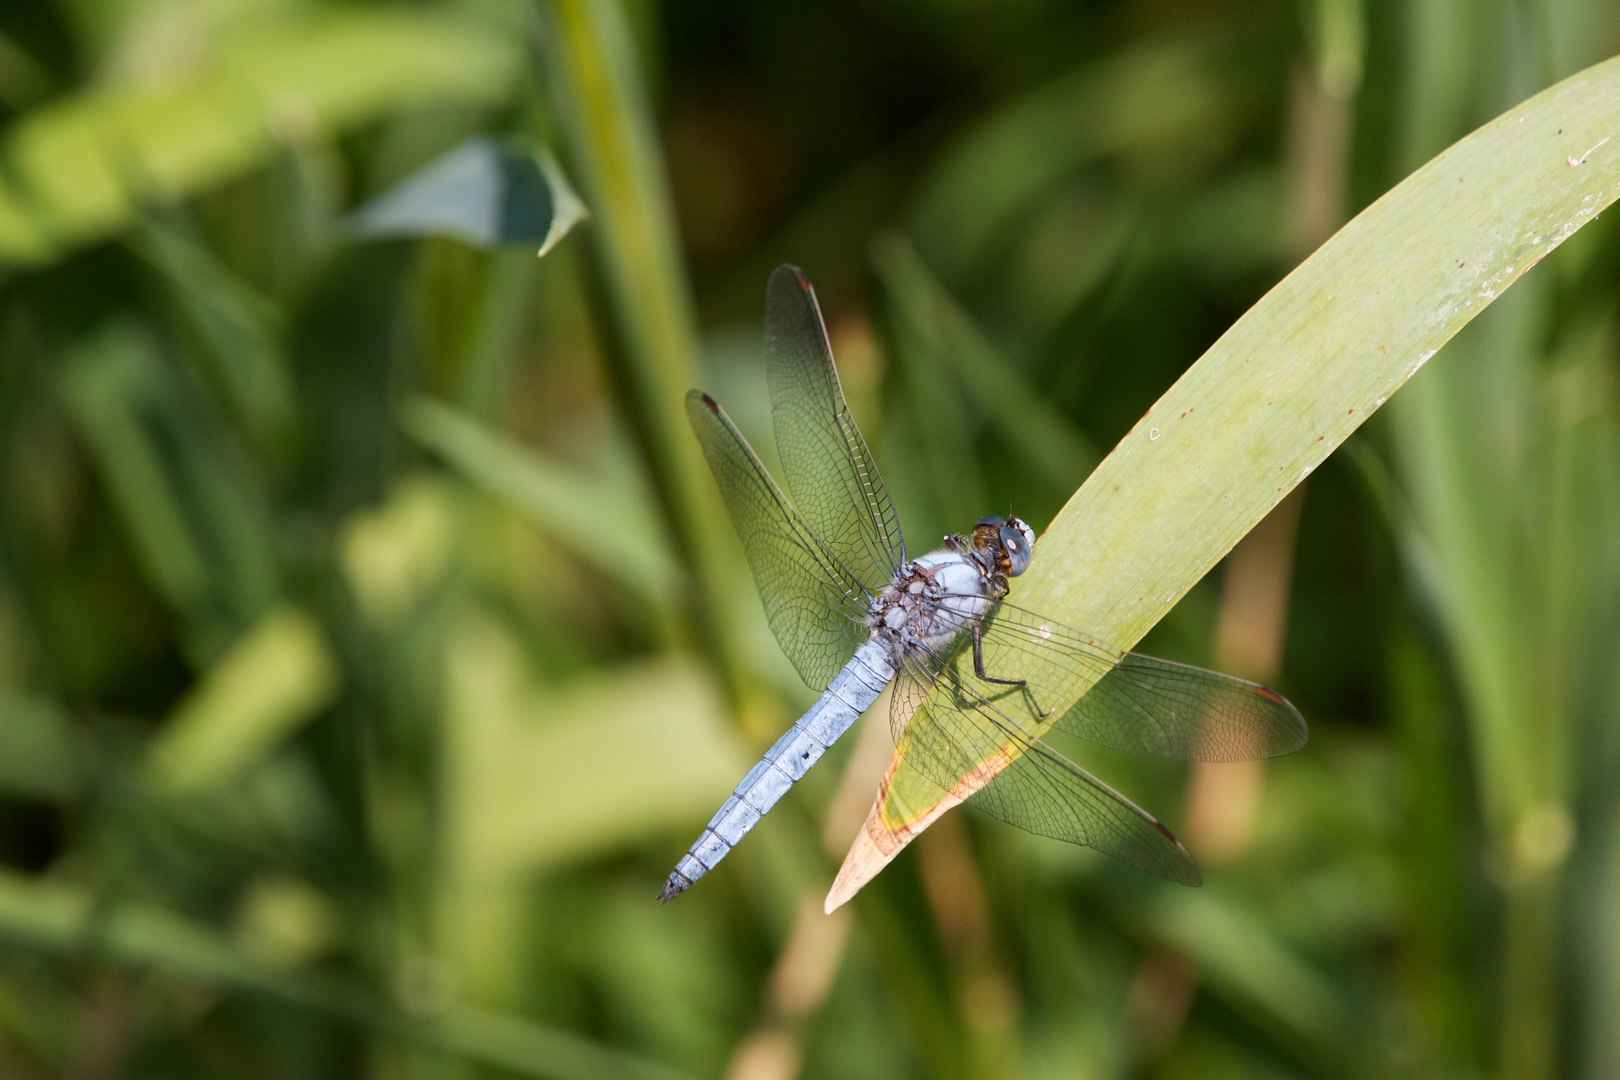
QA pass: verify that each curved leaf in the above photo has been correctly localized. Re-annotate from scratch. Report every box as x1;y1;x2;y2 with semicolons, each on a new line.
349;137;586;254
832;55;1620;909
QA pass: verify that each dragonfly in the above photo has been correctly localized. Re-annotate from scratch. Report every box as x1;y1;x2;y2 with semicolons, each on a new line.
660;264;1308;902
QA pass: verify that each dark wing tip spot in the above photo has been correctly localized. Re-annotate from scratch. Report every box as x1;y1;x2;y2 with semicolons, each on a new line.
699;392;720;414
1254;684;1310;753
790;266;811;292
1150;822;1204;886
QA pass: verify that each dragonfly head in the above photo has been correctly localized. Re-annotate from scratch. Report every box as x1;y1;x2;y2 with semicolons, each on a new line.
1001;517;1036;576
973;515;1035;577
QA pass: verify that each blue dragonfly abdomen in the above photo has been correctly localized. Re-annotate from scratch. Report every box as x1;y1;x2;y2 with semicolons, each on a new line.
660;640;895;901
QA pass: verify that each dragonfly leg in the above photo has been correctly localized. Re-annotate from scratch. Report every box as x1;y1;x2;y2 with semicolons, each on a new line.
971;620;1048;718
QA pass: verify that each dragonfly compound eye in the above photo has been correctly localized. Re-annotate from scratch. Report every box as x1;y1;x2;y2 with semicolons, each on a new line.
1000;525;1032;576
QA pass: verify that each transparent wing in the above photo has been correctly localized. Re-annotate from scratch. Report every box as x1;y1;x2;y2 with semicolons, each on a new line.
765;264;905;593
969;603;1309;761
890;657;1202;886
686;391;869;691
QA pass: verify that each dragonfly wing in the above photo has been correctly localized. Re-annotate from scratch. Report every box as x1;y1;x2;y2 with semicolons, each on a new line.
687;390;870;691
976;603;1309;761
892;651;1200;885
765;265;905;593
1067;652;1308;760
886;661;951;757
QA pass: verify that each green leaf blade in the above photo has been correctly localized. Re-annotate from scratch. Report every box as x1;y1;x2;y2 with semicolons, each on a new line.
1024;59;1620;635
852;54;1620;900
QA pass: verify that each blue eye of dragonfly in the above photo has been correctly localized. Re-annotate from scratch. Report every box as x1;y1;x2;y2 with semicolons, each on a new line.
976;515;1007;528
1000;526;1032;575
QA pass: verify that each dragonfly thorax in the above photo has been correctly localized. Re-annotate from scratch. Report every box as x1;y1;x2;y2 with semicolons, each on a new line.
868;546;1001;660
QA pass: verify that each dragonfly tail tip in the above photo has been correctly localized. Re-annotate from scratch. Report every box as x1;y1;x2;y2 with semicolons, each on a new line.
657;872;692;904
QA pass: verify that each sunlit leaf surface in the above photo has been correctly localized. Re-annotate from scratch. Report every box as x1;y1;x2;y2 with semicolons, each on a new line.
848;56;1620;901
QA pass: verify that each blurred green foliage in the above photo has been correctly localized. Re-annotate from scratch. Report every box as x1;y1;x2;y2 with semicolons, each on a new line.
0;0;1616;1078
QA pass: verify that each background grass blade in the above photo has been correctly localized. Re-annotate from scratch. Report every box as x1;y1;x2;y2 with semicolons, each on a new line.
873;231;1100;492
57;321;277;657
349;136;586;253
403;395;680;609
908;35;1249;284
131;214;293;443
535;0;750;703
145;605;340;795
